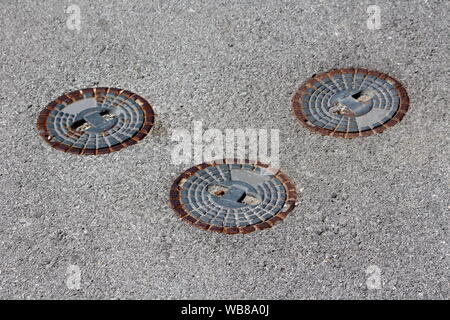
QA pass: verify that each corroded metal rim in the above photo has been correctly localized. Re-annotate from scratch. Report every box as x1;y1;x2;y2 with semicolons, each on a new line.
168;159;297;235
291;68;409;138
36;87;155;155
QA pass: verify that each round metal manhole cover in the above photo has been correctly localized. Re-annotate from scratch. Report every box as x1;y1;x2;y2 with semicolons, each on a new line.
169;160;297;234
37;88;155;155
292;68;409;138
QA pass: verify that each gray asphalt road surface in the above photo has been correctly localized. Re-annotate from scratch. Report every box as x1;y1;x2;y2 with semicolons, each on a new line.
0;0;448;299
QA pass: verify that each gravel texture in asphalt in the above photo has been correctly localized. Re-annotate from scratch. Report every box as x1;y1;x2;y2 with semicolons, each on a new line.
0;0;448;299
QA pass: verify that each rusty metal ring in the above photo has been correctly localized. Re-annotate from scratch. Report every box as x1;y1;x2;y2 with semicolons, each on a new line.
37;87;155;155
169;159;297;234
292;68;409;138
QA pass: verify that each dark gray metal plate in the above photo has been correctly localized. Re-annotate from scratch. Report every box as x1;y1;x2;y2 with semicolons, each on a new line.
292;68;409;138
169;160;297;234
37;88;155;155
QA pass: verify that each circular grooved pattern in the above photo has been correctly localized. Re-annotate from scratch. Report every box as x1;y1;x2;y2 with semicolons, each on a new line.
37;87;155;155
292;68;409;138
169;160;297;234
